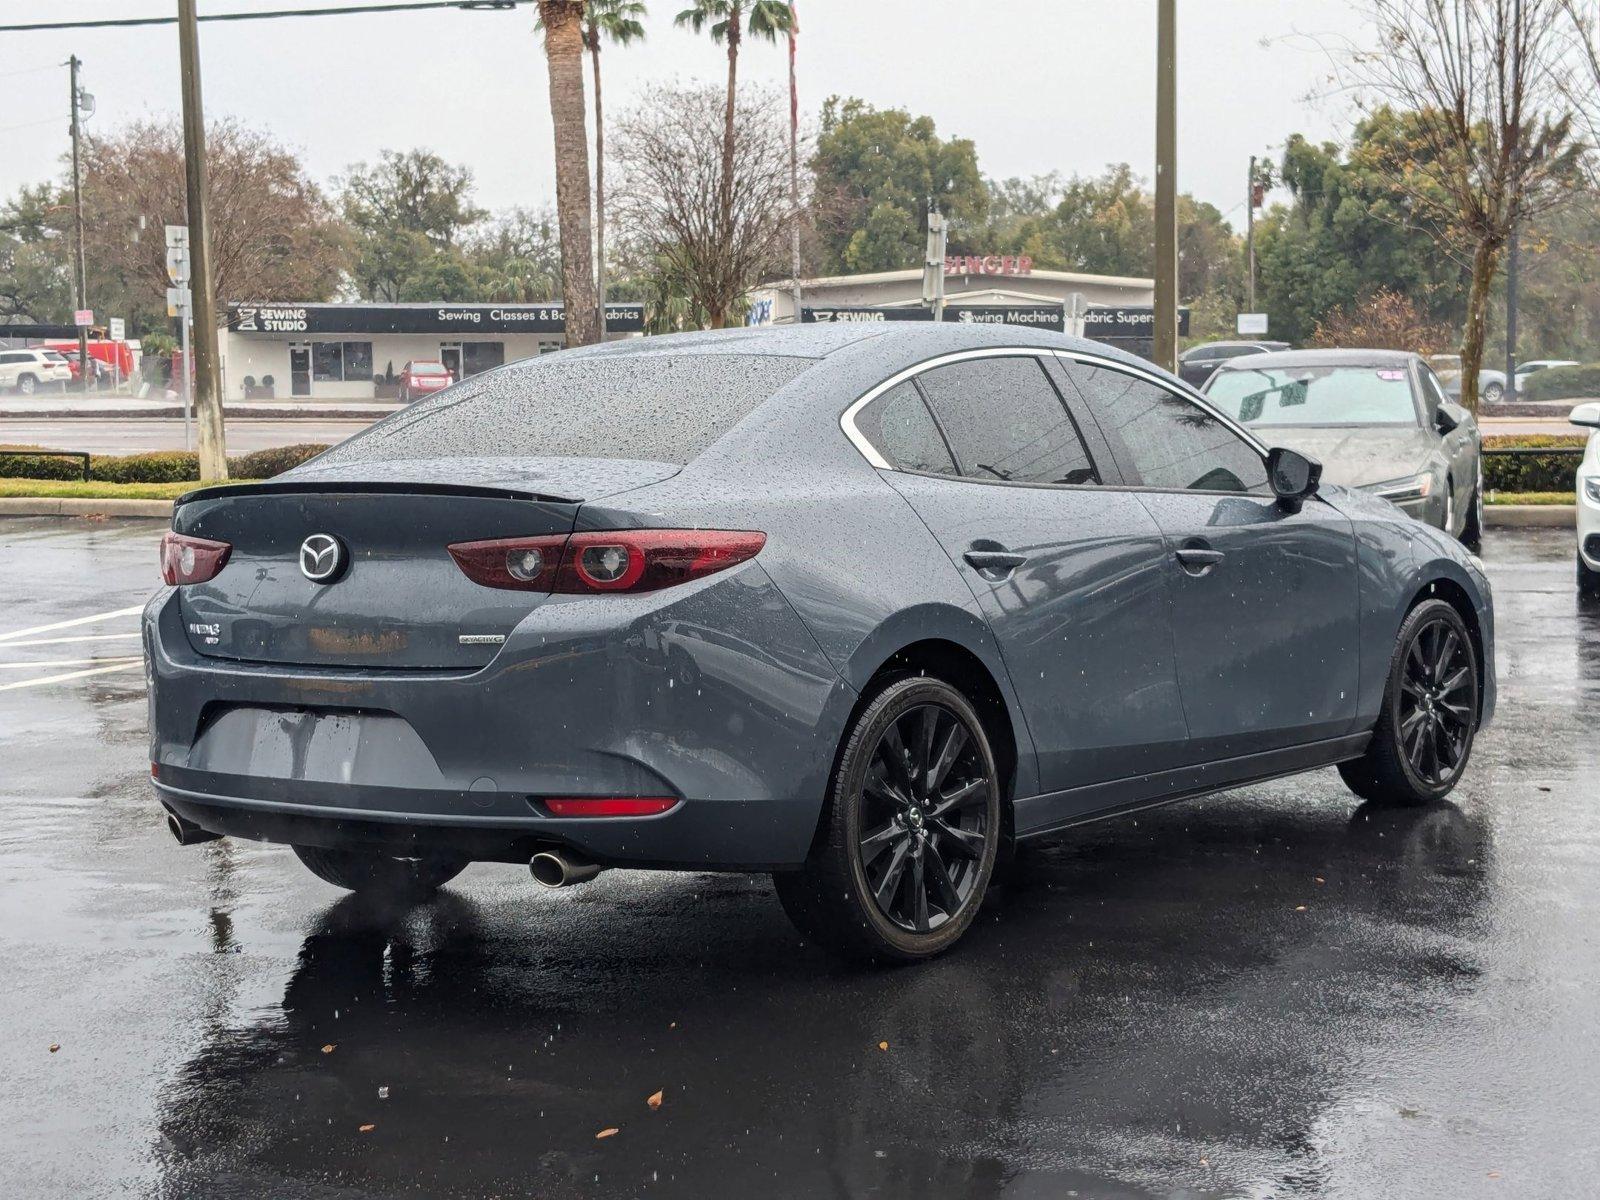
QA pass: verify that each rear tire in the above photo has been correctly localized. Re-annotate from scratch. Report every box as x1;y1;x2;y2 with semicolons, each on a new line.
1339;599;1479;807
1482;381;1504;403
16;373;36;395
774;676;1001;962
292;844;467;900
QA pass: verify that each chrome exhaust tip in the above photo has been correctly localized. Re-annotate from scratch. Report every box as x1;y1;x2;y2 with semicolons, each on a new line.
529;849;603;888
165;810;223;847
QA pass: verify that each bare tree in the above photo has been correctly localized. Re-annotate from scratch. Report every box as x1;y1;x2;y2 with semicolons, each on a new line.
612;82;796;328
1339;0;1583;410
74;118;346;330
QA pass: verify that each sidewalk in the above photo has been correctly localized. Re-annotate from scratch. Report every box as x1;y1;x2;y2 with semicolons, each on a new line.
0;396;403;420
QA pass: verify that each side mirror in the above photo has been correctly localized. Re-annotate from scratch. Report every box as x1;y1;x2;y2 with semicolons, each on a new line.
1570;402;1600;429
1435;406;1460;434
1267;446;1322;512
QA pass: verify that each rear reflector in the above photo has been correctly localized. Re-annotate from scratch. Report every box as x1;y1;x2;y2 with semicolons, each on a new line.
449;529;765;594
542;796;679;818
160;531;232;586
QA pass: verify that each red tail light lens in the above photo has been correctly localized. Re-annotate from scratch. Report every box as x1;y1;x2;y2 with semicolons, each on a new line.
448;530;765;594
160;531;232;585
542;796;678;818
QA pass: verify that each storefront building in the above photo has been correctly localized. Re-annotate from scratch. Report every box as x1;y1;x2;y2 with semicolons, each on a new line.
219;301;644;401
746;261;1186;359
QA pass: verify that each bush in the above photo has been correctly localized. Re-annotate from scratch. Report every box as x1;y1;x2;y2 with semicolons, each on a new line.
229;443;327;479
0;442;329;482
1520;363;1600;403
1483;434;1587;494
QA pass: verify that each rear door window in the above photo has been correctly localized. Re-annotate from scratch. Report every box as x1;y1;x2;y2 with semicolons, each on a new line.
914;356;1100;486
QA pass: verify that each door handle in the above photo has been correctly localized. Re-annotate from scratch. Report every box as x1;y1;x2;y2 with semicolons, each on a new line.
1174;546;1225;576
964;548;1029;578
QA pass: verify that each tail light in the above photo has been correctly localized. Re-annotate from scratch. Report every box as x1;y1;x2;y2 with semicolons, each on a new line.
542;796;679;818
448;529;765;594
160;531;231;585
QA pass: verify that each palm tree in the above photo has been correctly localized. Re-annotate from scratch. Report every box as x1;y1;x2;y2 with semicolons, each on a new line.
584;0;647;336
675;0;794;322
536;0;600;346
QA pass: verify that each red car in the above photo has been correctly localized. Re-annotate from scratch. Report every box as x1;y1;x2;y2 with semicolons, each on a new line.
397;360;453;403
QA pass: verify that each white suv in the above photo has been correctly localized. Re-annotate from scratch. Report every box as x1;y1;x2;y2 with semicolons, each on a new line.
1573;402;1600;596
0;348;73;394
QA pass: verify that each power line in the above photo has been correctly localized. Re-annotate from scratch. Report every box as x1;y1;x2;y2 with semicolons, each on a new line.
0;1;531;34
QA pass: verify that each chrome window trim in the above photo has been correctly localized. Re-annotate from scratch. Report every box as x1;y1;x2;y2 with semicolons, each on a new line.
839;345;1269;472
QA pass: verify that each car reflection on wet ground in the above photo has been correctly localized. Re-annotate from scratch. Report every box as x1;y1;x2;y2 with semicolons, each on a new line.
0;516;1595;1199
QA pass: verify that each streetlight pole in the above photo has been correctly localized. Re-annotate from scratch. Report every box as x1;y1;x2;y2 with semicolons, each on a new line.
177;0;227;480
787;2;803;323
1246;154;1256;312
1504;0;1523;398
68;54;89;393
1153;0;1178;372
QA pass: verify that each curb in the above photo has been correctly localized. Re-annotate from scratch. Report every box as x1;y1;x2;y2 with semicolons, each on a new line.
0;497;172;518
1484;504;1574;527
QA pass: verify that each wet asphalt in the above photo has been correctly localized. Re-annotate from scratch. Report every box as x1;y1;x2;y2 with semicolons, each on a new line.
0;516;1593;1199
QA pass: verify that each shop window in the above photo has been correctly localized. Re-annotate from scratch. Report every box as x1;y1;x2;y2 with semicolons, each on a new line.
462;342;505;376
310;340;374;382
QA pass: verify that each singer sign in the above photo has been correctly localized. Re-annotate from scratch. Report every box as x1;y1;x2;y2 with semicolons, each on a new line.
944;255;1033;276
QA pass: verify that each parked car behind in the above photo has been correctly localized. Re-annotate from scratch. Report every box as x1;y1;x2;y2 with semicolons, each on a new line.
1571;402;1600;596
1428;353;1507;404
1177;340;1290;389
0;347;73;394
1514;359;1580;392
146;324;1496;962
1205;348;1482;542
397;360;453;403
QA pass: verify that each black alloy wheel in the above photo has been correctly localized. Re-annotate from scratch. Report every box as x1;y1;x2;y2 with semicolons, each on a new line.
1340;598;1480;806
774;676;1002;961
1396;616;1475;785
858;703;991;934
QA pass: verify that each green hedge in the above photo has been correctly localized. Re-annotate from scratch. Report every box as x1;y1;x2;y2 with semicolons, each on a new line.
1520;363;1600;403
0;442;328;483
1483;435;1586;493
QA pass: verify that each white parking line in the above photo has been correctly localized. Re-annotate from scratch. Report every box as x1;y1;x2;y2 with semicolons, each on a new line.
0;633;142;648
0;657;142;670
0;661;145;692
0;605;145;644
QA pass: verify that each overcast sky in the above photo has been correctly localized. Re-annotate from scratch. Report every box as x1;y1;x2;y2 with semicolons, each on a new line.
4;0;1370;230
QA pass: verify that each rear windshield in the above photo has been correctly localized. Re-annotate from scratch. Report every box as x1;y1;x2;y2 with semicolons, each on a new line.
409;362;448;375
1205;365;1419;426
322;353;814;466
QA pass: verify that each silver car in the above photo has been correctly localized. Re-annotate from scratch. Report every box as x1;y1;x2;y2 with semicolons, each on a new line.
1205;348;1482;543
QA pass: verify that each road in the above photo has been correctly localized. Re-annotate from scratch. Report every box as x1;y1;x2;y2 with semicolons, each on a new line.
2;418;375;455
1;518;1596;1198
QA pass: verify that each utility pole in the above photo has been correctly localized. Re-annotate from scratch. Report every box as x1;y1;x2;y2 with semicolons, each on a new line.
177;0;227;480
922;206;947;322
68;55;89;393
1246;154;1256;312
787;2;803;322
1153;0;1178;372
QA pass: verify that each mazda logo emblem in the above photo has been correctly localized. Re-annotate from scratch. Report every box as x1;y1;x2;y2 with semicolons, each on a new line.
299;533;346;583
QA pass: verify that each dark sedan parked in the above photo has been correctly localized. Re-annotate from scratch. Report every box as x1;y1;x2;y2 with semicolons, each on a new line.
1176;339;1290;389
1204;348;1483;543
146;325;1495;960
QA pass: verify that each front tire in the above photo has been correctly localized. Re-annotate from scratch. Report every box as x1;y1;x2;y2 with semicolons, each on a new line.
774;676;1002;962
1579;552;1600;598
1460;466;1483;547
292;844;467;900
1340;599;1480;806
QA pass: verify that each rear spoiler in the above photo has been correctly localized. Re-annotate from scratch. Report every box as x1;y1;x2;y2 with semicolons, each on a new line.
175;479;581;506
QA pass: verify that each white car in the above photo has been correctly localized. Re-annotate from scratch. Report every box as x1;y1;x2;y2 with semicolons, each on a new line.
1573;402;1600;596
0;348;73;394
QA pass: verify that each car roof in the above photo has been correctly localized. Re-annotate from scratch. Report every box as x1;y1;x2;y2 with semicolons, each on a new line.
1212;347;1419;371
1184;340;1288;353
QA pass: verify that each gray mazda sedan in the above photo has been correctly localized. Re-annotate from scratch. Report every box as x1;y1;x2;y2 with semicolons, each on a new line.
145;324;1495;960
1203;348;1483;542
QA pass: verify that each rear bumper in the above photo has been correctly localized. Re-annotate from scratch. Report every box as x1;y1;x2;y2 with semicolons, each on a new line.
143;565;855;869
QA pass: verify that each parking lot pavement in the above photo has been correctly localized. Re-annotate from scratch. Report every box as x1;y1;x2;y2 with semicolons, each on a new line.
1;517;1596;1199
